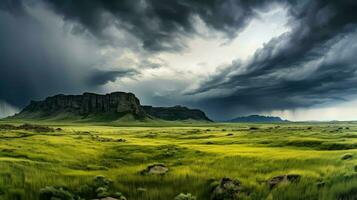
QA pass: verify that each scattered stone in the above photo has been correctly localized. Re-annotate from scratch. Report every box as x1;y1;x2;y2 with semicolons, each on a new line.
341;153;353;160
210;177;241;200
249;127;259;130
226;133;234;136
174;193;197;200
141;163;169;175
0;123;55;132
18;123;55;132
91;135;126;142
267;174;301;188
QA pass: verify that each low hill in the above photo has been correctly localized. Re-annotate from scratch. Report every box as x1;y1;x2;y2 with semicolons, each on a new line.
10;92;211;122
228;115;287;123
142;105;212;121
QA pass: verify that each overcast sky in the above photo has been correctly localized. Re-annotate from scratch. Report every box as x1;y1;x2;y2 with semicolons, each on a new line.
1;0;357;121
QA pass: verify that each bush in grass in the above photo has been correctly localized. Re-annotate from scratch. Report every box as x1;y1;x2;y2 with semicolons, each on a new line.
39;186;74;200
174;193;197;200
76;175;126;199
93;175;113;188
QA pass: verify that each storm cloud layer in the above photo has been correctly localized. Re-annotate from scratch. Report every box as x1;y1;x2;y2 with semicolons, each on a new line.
188;0;357;118
1;0;357;120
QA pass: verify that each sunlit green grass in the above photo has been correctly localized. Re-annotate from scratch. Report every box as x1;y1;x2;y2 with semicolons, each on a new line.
0;121;356;199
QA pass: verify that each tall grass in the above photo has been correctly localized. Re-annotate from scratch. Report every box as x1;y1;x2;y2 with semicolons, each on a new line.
0;122;356;199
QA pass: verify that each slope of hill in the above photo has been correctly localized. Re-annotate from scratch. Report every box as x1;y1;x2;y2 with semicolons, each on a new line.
10;92;211;122
228;115;287;123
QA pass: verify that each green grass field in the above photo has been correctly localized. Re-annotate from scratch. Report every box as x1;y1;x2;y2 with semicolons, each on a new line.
0;120;356;199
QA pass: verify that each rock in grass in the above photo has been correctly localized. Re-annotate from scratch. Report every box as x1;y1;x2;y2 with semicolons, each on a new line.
137;187;147;192
267;174;301;189
93;197;119;200
174;193;197;200
341;153;353;160
141;163;169;175
210;177;241;200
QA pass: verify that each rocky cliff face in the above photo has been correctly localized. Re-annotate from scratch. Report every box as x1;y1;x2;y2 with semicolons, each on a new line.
15;92;212;122
142;105;212;121
19;92;146;119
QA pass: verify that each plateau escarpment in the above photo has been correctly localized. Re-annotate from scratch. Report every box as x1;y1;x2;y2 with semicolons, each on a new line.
15;92;146;120
13;92;211;122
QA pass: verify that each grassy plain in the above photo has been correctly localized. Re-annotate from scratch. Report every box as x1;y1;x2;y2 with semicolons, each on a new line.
0;120;356;200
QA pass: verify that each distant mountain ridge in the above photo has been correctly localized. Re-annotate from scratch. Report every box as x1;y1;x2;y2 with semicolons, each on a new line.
227;115;287;123
11;92;211;122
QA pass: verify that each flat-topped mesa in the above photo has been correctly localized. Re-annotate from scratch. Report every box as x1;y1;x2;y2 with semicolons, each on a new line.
142;105;212;121
21;92;146;118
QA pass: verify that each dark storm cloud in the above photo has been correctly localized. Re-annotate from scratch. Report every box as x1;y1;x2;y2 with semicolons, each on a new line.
0;2;130;108
42;0;273;51
0;0;278;111
0;0;26;15
87;69;138;86
188;0;357;119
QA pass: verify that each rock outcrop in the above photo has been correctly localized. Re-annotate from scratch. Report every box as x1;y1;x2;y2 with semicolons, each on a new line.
142;105;211;121
140;163;169;175
17;92;146;119
210;177;241;200
13;92;212;122
267;174;301;188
